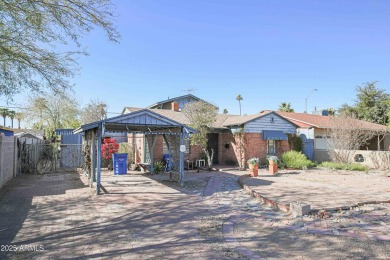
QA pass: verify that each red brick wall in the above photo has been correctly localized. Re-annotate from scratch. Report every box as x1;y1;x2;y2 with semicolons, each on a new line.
186;145;203;161
152;136;203;162
243;133;268;163
218;132;291;166
127;133;144;164
218;133;239;165
128;132;291;166
154;136;164;162
277;140;290;157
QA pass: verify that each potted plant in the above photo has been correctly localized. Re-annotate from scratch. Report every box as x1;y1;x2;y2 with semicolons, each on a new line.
247;157;259;177
267;155;278;174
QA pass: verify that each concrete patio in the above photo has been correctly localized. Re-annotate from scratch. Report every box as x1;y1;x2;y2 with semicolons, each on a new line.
238;167;390;211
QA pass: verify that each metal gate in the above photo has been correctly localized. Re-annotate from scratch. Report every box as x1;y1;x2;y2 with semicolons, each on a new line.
300;134;314;161
59;144;83;168
18;140;83;174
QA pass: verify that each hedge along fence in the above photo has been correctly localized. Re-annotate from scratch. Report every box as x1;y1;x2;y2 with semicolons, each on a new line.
331;149;390;170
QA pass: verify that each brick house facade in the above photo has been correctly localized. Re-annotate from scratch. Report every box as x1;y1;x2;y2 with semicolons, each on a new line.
121;96;298;167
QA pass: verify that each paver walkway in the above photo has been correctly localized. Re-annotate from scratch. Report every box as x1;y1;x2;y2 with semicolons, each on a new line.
0;169;389;259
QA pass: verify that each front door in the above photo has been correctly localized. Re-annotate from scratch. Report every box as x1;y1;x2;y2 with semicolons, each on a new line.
207;133;219;164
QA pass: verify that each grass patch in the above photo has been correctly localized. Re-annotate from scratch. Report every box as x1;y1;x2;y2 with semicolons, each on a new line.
319;161;368;171
281;151;315;169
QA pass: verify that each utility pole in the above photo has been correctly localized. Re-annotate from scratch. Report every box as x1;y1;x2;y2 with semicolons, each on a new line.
305;89;318;113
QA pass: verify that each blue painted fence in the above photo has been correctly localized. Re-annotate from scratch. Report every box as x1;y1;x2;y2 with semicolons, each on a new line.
300;134;314;161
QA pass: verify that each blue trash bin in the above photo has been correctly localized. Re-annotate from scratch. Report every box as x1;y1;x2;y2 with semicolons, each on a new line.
112;153;128;175
163;154;171;171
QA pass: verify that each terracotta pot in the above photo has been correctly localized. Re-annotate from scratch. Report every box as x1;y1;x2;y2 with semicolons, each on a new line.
269;163;278;174
248;163;259;177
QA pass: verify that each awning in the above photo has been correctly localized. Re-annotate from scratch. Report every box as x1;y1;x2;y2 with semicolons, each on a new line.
262;130;288;140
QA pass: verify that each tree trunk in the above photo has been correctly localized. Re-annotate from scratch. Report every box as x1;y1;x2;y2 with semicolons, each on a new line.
203;148;214;170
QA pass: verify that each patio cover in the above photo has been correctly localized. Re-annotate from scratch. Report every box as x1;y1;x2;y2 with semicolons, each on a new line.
74;109;195;194
262;130;288;140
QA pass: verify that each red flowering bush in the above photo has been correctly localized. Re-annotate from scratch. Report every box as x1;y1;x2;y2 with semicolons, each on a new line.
101;137;119;160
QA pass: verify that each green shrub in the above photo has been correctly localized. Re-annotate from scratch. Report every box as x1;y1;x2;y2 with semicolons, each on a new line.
281;151;315;169
288;134;303;152
153;161;165;174
319;162;368;171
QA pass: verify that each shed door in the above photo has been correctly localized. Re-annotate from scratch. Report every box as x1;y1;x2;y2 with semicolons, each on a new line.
207;133;219;164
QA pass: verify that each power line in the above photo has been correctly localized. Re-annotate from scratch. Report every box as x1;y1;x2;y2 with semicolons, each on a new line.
0;105;27;110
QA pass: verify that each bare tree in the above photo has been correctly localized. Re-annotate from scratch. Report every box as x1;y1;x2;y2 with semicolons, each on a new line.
80;99;107;124
0;0;119;98
25;91;80;138
182;101;217;169
233;127;246;169
324;115;387;163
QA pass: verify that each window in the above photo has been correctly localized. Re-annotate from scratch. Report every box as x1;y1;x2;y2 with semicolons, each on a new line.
267;140;276;155
163;138;191;154
314;135;329;150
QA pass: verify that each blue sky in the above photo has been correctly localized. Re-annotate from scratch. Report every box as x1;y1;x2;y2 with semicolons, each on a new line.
6;0;390;121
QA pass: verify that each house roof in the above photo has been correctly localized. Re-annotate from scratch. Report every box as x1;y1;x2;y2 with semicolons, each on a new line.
14;133;42;139
221;112;271;127
122;107;237;129
0;126;14;132
221;110;299;128
12;128;44;135
119;107;387;133
74;109;196;134
146;94;218;110
276;111;388;131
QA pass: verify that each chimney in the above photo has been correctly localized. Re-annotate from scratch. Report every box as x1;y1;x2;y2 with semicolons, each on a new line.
171;101;179;111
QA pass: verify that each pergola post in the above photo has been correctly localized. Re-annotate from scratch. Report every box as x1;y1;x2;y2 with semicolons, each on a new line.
91;130;96;186
149;135;158;174
96;122;103;195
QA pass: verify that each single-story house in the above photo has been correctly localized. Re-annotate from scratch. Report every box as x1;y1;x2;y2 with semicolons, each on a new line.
121;104;298;167
276;111;390;162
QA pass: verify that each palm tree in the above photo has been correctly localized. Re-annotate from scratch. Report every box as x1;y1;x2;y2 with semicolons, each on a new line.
223;108;228;114
278;102;294;112
33;97;48;129
15;112;23;129
327;108;335;116
8;110;15;128
98;102;107;120
0;108;9;126
236;95;243;115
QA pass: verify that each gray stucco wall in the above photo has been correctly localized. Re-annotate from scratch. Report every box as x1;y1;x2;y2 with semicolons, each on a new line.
0;136;17;190
314;150;331;163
